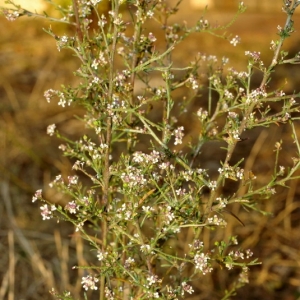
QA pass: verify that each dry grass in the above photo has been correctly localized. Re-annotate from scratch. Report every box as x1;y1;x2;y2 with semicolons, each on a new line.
1;6;300;300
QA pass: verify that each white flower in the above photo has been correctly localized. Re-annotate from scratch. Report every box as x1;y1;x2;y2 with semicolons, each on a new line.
81;275;99;291
40;204;56;220
47;124;56;136
32;189;42;202
230;35;241;46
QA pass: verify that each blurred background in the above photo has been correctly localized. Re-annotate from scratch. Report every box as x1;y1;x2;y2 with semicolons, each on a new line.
0;0;295;12
1;0;300;299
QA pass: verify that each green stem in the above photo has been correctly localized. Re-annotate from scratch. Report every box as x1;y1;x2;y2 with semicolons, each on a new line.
100;1;120;299
200;3;300;235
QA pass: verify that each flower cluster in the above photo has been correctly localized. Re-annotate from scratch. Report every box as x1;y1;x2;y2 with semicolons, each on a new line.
132;150;161;165
116;202;137;220
238;266;250;284
146;274;162;288
44;89;72;107
121;166;147;189
188;75;199;90
218;164;244;181
2;9;19;21
197;108;209;121
65;201;79;214
104;287;115;300
173;126;184;145
244;88;268;105
181;282;194;295
56;35;71;52
194;252;213;275
40;204;56;220
124;257;135;269
97;250;108;261
32;189;42;203
207;214;227;226
47;124;56;136
245;50;264;67
91;51;108;69
230;35;241;46
81;275;99;291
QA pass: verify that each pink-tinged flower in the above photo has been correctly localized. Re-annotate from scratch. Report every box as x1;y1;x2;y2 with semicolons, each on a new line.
81;275;99;291
3;9;19;21
174;126;184;145
104;286;115;299
68;175;78;185
182;282;194;295
32;189;42;202
194;252;213;275
40;204;56;220
65;201;78;214
124;257;135;269
44;89;55;103
148;32;156;42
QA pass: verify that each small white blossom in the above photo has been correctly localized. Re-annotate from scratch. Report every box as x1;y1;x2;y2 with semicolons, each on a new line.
32;189;42;202
44;89;55;102
97;250;107;261
194;252;213;275
236;168;244;180
197;108;208;121
90;0;102;5
147;10;154;18
141;244;151;254
246;249;253;258
215;197;228;208
224;90;234;99
65;201;78;214
228;111;238;119
207;214;227;226
174;126;184;145
40;204;56;220
189;75;199;90
104;286;115;299
148;32;156;42
146;275;161;286
159;162;169;170
209;181;217;190
81;275;99;291
230;35;241;46
182;282;194;295
3;10;20;21
75;221;84;232
142;206;154;213
164;206;175;224
124;257;135;269
68;175;78;185
47;124;56;136
56;35;69;51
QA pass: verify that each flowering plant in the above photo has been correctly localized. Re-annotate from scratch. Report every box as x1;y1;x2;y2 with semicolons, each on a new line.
2;0;300;299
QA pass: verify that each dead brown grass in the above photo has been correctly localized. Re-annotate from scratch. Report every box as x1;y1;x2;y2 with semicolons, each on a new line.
1;7;300;300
